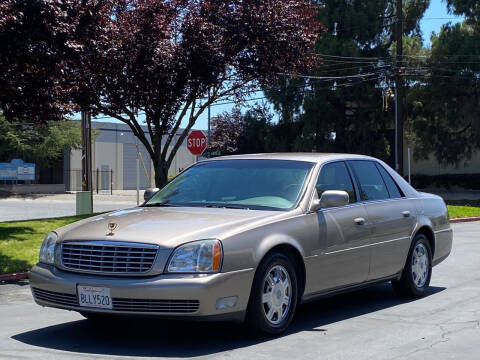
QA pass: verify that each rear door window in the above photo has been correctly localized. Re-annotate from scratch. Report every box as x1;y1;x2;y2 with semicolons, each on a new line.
316;161;356;203
375;163;403;198
348;161;389;201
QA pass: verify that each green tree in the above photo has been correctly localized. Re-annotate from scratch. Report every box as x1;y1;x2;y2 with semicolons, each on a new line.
406;22;480;166
264;0;430;162
447;0;480;30
0;115;82;168
208;103;312;155
237;105;276;154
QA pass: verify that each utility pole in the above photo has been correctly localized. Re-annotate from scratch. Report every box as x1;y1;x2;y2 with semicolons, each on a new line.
207;89;211;144
81;109;93;212
135;140;140;206
394;0;404;176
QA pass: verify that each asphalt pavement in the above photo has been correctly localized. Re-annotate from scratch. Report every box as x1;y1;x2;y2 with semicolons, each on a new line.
0;193;141;222
0;222;479;360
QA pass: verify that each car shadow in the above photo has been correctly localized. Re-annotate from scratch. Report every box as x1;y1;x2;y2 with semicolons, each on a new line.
12;284;445;358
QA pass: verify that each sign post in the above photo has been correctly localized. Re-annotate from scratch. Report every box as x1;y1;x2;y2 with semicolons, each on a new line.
187;130;208;157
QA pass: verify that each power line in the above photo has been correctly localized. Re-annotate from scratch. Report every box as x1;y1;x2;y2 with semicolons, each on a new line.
92;73;386;120
315;53;389;60
90;52;480;122
210;76;385;107
421;17;463;20
403;73;480;80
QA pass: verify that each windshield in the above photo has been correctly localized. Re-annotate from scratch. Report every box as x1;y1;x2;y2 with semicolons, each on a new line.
145;159;315;211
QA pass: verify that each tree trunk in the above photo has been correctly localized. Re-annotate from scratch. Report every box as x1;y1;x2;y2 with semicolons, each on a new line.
153;157;169;189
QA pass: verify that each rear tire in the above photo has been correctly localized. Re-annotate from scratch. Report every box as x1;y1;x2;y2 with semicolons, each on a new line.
245;251;298;337
392;233;432;298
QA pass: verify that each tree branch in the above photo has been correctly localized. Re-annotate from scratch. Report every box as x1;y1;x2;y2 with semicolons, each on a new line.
161;98;194;161
446;123;471;136
97;105;154;160
166;96;216;167
165;80;254;167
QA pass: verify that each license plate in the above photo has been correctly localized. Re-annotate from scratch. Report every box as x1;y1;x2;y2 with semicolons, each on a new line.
77;285;112;309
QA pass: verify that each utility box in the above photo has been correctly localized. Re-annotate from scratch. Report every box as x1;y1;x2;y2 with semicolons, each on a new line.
76;191;92;215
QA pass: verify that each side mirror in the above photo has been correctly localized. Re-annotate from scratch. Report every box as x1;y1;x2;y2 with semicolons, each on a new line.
310;190;349;211
144;188;160;202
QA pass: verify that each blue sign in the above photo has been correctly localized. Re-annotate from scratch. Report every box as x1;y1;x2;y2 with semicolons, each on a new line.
0;159;35;181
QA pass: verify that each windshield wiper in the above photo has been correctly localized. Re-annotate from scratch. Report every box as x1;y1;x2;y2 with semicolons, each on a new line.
205;204;250;210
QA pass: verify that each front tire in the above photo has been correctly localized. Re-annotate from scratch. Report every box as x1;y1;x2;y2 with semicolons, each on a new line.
392;233;432;298
246;251;298;336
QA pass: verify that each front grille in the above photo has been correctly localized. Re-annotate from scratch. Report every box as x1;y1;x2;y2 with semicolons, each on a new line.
61;242;158;274
32;288;199;314
112;299;200;313
32;288;78;307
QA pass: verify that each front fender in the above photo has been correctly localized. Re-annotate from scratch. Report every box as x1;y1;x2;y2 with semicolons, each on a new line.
254;233;305;265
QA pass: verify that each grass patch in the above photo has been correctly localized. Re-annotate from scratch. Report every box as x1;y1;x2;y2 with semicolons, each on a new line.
447;205;480;219
0;214;95;274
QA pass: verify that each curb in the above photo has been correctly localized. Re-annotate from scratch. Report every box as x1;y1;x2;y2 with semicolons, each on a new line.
450;217;480;224
0;272;29;282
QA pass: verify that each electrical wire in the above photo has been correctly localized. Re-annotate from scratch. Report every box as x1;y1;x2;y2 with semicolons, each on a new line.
90;51;480;121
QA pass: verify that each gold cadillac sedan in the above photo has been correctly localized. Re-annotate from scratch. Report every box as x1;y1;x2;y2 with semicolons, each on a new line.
30;153;453;335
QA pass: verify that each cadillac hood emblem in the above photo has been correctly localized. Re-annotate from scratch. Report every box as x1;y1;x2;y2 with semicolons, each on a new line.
107;223;118;236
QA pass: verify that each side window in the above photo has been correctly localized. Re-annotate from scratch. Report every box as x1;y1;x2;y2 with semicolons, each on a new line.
316;162;356;204
375;163;403;198
349;161;389;201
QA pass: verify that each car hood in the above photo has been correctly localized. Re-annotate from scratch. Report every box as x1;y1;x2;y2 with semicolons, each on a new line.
56;207;283;248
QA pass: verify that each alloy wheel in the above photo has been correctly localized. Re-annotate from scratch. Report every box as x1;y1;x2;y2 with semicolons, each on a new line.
411;243;429;288
262;265;292;325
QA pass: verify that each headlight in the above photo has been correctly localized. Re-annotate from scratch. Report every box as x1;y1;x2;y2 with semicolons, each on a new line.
39;232;57;265
167;240;222;273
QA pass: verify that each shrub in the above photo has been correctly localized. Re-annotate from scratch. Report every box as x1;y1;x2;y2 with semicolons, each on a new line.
411;174;480;190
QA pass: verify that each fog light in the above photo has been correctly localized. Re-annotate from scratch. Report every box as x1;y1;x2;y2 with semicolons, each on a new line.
216;296;238;310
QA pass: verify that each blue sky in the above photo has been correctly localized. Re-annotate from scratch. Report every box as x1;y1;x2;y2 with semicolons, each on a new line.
90;0;465;131
420;0;464;46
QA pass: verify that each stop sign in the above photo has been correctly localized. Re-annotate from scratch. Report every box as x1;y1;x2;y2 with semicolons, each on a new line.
187;130;207;156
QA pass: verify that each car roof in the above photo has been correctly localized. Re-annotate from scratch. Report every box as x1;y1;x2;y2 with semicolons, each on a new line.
203;153;377;164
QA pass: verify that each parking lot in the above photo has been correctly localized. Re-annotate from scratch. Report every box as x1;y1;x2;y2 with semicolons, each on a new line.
0;193;139;222
0;222;478;360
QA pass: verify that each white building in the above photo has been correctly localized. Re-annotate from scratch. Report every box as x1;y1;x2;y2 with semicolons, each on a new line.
64;122;199;191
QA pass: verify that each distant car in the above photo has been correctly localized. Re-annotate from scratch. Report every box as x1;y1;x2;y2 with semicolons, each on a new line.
30;153;453;335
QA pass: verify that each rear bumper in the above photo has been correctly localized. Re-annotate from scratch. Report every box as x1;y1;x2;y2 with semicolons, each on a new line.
433;227;453;266
29;263;254;322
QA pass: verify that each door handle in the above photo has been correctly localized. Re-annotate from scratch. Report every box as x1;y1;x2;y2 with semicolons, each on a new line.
354;217;366;225
402;211;411;218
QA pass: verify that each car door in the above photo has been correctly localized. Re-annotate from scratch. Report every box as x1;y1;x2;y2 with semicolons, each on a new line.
348;160;415;280
306;161;371;293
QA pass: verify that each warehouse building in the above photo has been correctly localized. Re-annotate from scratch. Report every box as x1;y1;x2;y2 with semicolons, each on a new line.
64;122;198;191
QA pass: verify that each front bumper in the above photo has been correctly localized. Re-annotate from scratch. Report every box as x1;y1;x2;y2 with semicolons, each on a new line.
30;264;255;322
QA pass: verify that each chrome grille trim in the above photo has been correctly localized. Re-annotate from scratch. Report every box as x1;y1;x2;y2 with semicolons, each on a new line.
61;241;159;275
32;288;199;314
112;299;200;313
32;288;78;307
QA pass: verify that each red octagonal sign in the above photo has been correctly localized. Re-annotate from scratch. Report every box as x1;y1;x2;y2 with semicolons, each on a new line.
187;130;207;156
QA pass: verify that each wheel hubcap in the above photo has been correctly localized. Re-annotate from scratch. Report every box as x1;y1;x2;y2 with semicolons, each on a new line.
411;243;429;288
262;265;291;325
